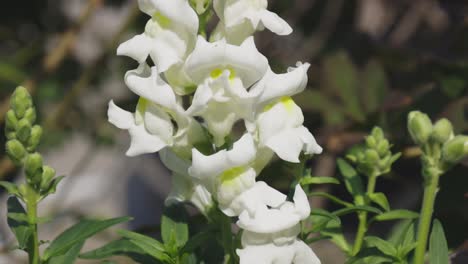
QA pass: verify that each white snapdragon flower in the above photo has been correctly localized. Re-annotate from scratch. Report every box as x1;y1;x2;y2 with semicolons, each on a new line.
185;36;268;146
236;185;321;264
108;64;206;158
213;0;292;44
189;134;260;214
117;0;198;72
247;63;323;163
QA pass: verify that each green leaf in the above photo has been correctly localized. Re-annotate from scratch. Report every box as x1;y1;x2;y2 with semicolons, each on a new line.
118;230;170;262
40;176;65;198
43;216;131;260
361;60;388;113
318;217;350;253
161;204;189;249
0;182;21;197
47;240;84;264
307;192;353;207
337;158;364;200
300;176;339;186
346;247;396;264
80;238;155;263
324;51;365;122
364;236;398;257
6;197;33;250
429;219;449;264
373;210;419;222
333;205;382;217
310;209;341;224
182;231;213;254
368;192;390;211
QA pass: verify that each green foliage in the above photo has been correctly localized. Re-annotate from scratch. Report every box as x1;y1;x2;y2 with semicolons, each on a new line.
6;197;33;250
429;220;449;264
80;238;155;263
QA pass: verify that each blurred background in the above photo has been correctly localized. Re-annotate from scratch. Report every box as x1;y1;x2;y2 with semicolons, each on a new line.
0;0;467;263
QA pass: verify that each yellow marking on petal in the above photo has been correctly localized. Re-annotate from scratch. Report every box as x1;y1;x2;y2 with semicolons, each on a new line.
210;68;223;79
153;11;171;28
210;67;236;80
135;98;148;125
280;96;295;113
219;166;246;185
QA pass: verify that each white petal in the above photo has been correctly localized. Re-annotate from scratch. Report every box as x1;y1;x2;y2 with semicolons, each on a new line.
126;123;167;156
297;126;323;155
159;148;190;176
293;240;322;264
260;10;293;36
237;205;301;234
108;101;134;130
117;34;153;63
293;185;311;219
265;129;304;163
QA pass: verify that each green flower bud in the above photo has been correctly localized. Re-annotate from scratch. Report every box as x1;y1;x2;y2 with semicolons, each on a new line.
365;136;377;148
6;140;26;164
5;110;18;131
23;108;36;125
432;118;453;144
371;127;384;142
16;119;32;143
18;184;28;198
365;149;380;164
27;125;43;152
442;135;468;163
408;111;433;145
11;86;32;119
376;139;390;157
40;166;56;191
25;153;43;182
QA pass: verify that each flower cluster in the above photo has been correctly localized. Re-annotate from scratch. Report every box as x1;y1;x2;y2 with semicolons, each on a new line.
108;0;322;263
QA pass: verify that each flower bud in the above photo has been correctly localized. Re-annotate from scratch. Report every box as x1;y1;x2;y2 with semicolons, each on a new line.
365;149;380;164
442;135;468;163
376;139;390;157
23;108;36;125
11;86;32;119
27;125;43;152
408;111;433;145
6;140;26;164
25;153;43;182
432;118;453;144
371;127;384;142
365;136;376;148
40;166;56;191
5;110;18;131
16;119;32;143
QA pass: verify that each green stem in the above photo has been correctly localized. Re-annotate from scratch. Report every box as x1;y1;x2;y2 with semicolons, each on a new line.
413;171;441;264
26;188;40;264
352;175;377;256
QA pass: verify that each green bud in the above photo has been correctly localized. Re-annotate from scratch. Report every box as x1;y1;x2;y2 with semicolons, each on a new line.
6;140;26;164
365;136;377;148
371;127;384;142
432;118;453;144
16;119;32;143
376;139;390;157
23;108;36;125
5;110;18;131
27;125;43;152
365;149;380;164
18;184;28;198
40;166;56;191
408;111;433;145
11;86;32;119
442;135;468;163
25;153;43;182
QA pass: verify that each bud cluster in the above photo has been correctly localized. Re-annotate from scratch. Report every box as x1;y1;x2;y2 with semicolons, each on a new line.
4;87;59;197
347;127;400;177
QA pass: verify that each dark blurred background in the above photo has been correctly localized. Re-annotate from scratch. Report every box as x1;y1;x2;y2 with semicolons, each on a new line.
0;0;467;263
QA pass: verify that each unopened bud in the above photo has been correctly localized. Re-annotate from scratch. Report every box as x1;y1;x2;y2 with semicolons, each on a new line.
408;111;433;145
371;127;384;142
365;136;377;148
365;149;380;164
23;108;36;125
432;118;453;144
5;110;18;131
11;87;32;119
6;140;26;164
442;135;468;163
40;166;56;191
27;125;43;152
376;139;390;157
16;119;32;143
25;153;43;181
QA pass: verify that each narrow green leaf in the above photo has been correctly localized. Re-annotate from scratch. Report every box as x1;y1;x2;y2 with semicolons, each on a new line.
337;158;364;199
429;219;449;264
333;205;382;217
161;204;189;249
368;192;390;212
47;240;84;264
346;247;396;264
118;230;169;262
373;210;419;222
80;238;154;263
0;182;21;197
310;209;341;224
364;236;398;257
307;192;353;207
305;235;332;244
41;176;65;198
182;231;213;254
300;176;339;186
7;197;33;250
43;216;131;260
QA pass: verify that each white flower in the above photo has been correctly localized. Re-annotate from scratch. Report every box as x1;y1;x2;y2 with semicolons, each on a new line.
213;0;292;44
189;134;258;213
185;36;268;145
117;0;198;72
247;63;323;163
